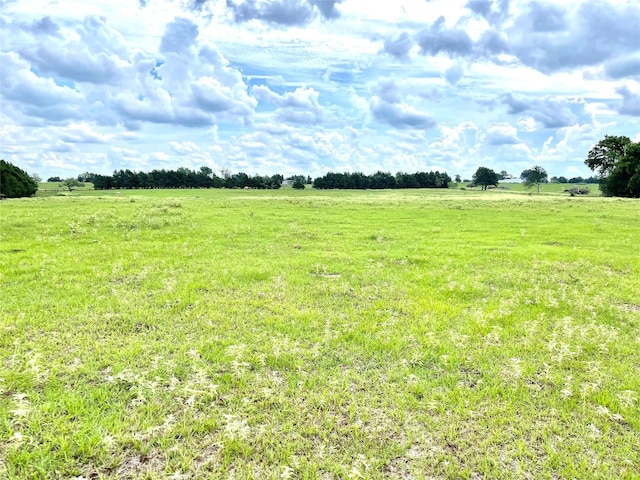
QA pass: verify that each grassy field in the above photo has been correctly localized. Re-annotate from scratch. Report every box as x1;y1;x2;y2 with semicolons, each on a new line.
36;182;95;198
1;188;638;479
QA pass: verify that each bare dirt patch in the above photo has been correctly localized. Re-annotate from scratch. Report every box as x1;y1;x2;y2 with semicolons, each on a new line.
617;304;640;312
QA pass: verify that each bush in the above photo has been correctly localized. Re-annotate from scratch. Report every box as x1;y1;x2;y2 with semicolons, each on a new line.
0;160;38;198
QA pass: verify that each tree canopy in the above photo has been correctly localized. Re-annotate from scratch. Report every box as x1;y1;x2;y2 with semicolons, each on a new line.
521;166;548;193
0;160;38;198
472;167;500;190
312;170;451;190
585;135;640;198
585;135;631;176
90;168;283;190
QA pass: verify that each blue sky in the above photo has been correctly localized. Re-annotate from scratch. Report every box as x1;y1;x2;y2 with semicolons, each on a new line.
1;0;639;180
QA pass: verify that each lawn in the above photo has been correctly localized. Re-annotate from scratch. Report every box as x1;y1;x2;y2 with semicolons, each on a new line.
1;188;638;479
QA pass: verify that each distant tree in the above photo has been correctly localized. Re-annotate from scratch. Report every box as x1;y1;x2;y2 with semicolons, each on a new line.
499;170;509;180
287;175;307;186
370;171;397;189
521;166;548;193
47;176;62;182
585;135;639;197
91;174;113;190
61;178;82;192
31;173;42;184
0;160;38;198
472;167;500;190
313;170;449;190
292;179;305;189
455;174;461;183
77;172;96;183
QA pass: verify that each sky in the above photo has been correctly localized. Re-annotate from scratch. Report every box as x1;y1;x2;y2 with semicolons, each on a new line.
1;0;640;181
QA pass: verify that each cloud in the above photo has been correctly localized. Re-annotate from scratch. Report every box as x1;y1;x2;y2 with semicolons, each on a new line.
475;29;510;56
188;0;209;11
501;93;576;129
465;0;510;25
225;0;340;25
466;0;492;18
77;16;130;59
486;123;520;145
23;16;61;37
191;77;255;117
310;0;341;19
60;123;109;143
18;16;133;85
369;98;436;130
367;78;436;130
160;17;199;55
616;86;640;116
444;64;464;85
509;1;640;73
527;1;566;32
21;44;130;85
604;55;640;80
2;13;257;137
252;85;325;124
170;141;202;155
0;52;83;120
416;17;473;58
371;79;402;104
382;32;414;60
112;18;256;127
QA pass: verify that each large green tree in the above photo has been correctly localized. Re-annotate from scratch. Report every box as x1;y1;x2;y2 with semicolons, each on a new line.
599;142;640;198
0;160;38;198
585;135;631;176
472;167;500;190
521;166;548;193
585;135;640;197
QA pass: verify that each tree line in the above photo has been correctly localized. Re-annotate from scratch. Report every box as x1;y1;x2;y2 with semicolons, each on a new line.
87;168;284;190
312;171;451;189
2;134;638;198
549;175;599;184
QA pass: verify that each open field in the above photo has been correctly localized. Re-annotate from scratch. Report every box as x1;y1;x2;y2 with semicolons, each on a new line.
486;182;600;195
1;188;639;479
36;183;96;198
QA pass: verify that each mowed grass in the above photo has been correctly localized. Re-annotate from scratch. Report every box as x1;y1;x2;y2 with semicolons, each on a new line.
1;188;638;479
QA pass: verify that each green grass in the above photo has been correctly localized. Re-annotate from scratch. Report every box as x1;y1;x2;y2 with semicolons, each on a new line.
1;188;638;479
